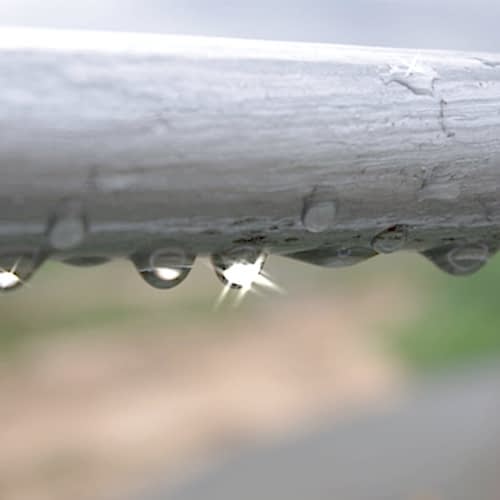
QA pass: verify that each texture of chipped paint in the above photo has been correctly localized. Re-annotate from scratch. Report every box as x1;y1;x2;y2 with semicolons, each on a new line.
383;56;439;96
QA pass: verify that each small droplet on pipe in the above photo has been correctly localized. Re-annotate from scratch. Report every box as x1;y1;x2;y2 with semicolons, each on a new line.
47;200;88;251
372;225;409;254
301;186;337;233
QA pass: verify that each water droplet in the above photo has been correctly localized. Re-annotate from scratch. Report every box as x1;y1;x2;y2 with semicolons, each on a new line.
211;247;266;289
132;247;195;289
287;246;376;268
0;249;45;292
302;186;337;233
372;225;408;254
47;201;88;250
447;245;490;274
423;243;490;276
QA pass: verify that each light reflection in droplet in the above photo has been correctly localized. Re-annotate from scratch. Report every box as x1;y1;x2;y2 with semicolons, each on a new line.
0;270;21;290
212;249;282;308
153;267;183;282
0;258;23;291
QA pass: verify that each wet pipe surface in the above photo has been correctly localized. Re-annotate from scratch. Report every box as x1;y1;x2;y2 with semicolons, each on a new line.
0;28;499;291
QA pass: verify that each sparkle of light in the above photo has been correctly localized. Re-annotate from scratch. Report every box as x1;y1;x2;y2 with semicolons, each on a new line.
215;254;282;308
0;270;21;289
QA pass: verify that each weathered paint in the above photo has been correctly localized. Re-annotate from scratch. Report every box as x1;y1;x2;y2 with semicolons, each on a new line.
0;27;499;269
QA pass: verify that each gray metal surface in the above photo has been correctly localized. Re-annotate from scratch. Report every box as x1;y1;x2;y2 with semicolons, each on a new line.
0;27;499;275
139;366;500;500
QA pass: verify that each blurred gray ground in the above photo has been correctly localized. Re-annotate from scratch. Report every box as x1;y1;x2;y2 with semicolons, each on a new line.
142;364;500;500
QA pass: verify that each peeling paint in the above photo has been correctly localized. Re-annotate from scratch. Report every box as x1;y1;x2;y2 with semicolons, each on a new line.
475;57;500;68
383;56;439;97
438;98;456;138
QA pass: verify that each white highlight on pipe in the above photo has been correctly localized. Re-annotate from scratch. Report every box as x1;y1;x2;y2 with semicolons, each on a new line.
0;26;479;69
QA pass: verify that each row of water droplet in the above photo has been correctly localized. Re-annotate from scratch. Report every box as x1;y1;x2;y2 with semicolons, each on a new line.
0;195;494;292
297;188;493;276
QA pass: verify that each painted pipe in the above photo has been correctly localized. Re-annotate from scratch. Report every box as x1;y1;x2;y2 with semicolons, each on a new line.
0;27;499;288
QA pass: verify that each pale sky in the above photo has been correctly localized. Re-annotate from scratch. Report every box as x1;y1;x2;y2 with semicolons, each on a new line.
0;0;498;51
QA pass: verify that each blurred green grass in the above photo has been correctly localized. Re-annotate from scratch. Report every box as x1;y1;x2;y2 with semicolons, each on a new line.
1;252;500;372
392;253;500;372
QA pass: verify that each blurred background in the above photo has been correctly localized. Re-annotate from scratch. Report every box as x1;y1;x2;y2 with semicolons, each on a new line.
1;2;500;500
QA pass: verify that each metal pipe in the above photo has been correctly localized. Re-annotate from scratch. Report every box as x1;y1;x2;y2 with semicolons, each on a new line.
1;27;499;286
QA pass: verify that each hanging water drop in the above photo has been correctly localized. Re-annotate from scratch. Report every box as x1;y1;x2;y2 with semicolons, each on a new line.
301;186;337;233
47;200;88;251
211;247;281;308
447;244;490;274
372;225;409;254
132;247;195;289
423;243;490;276
287;246;376;268
211;246;266;289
